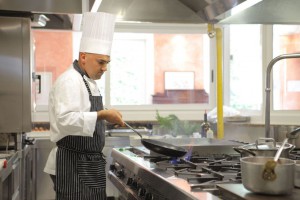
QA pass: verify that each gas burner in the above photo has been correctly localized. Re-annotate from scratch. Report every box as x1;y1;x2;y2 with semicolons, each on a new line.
168;155;242;193
155;158;193;170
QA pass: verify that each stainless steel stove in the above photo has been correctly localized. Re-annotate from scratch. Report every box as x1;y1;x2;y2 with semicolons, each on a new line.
109;139;300;200
108;138;244;200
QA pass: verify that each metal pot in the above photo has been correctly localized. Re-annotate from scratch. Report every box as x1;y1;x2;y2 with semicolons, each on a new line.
233;138;294;158
241;156;295;195
286;127;300;148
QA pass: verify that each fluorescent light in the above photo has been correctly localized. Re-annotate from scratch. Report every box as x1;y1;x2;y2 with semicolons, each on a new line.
231;0;263;15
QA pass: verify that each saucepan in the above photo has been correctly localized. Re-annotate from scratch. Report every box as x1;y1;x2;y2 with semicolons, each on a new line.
233;138;294;158
241;156;295;195
286;127;300;148
124;122;187;157
241;138;295;195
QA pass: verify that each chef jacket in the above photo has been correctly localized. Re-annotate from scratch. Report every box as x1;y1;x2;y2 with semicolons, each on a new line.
44;64;101;175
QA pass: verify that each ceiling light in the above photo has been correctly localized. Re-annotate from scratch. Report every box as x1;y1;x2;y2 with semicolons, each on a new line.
31;14;49;27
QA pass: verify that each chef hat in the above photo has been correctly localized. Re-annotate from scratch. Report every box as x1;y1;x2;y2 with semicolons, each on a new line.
79;12;116;56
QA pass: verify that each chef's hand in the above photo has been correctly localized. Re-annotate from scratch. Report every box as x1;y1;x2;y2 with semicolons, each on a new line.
97;109;124;126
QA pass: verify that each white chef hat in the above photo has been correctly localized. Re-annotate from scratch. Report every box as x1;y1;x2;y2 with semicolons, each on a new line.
79;12;116;56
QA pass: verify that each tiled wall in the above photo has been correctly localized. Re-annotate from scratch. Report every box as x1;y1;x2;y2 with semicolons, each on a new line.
33;30;73;82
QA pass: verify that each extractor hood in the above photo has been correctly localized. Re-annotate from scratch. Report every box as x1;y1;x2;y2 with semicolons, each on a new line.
217;0;300;24
97;0;246;23
98;0;300;24
1;0;299;29
0;0;246;24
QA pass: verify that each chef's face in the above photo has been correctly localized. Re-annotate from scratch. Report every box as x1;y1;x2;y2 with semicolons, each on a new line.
80;52;110;80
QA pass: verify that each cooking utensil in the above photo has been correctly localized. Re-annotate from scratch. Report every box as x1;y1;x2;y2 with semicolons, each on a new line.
262;138;288;181
241;156;295;195
233;137;294;158
123;121;187;157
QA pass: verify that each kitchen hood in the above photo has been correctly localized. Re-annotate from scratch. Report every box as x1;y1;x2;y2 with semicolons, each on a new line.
1;0;300;29
217;0;300;24
0;0;251;25
97;0;247;24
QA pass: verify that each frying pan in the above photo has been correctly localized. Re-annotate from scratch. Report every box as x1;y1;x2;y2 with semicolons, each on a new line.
124;122;187;157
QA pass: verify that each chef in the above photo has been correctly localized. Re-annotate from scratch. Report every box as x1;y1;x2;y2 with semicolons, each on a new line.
44;12;124;200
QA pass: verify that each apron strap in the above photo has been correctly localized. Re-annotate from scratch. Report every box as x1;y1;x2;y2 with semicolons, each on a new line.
82;78;92;96
72;60;93;96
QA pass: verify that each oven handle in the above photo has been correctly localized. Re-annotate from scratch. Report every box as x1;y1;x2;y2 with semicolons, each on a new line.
108;171;138;200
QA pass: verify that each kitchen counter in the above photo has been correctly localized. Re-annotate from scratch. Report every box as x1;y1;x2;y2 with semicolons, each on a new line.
27;131;50;138
217;184;300;200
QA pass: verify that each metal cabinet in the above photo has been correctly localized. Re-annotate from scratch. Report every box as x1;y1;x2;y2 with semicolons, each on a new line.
0;153;20;200
20;144;36;200
33;138;55;200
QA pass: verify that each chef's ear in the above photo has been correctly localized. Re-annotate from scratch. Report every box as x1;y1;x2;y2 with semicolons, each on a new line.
79;52;86;64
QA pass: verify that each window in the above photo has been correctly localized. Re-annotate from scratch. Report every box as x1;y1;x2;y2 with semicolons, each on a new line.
273;25;300;110
108;31;211;106
73;23;215;120
227;25;262;110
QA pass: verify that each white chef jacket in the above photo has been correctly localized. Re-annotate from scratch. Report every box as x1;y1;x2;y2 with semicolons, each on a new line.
44;65;101;175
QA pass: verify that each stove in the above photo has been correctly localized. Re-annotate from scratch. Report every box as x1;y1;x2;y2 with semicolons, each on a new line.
109;139;300;200
108;139;244;200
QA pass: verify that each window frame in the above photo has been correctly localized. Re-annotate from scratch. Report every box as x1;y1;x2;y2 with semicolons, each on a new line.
105;22;216;121
223;24;300;125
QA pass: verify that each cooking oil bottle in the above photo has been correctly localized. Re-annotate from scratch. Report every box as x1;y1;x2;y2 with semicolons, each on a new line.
201;110;210;138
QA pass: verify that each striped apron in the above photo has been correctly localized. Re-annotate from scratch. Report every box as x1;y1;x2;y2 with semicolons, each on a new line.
55;62;106;200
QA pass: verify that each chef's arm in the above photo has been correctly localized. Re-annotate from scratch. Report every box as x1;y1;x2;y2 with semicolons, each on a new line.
97;109;124;126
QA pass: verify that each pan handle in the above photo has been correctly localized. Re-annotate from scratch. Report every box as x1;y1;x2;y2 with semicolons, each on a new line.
233;147;256;156
104;107;143;139
123;121;143;139
286;127;300;139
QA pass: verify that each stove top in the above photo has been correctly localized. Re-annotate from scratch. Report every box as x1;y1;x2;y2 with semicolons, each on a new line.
109;141;300;200
109;144;243;200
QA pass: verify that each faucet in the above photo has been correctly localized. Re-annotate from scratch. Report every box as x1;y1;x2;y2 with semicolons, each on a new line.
265;53;300;138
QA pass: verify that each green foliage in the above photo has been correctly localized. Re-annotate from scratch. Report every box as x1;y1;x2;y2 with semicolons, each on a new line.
155;111;200;136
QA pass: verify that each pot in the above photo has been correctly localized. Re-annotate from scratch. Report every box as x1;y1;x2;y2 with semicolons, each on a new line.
241;156;295;195
286;127;300;148
233;138;294;158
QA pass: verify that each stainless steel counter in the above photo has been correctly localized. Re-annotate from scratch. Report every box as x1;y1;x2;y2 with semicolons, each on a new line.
218;184;300;200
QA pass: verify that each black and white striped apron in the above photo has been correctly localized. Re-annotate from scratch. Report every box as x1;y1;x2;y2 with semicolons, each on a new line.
55;61;106;200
